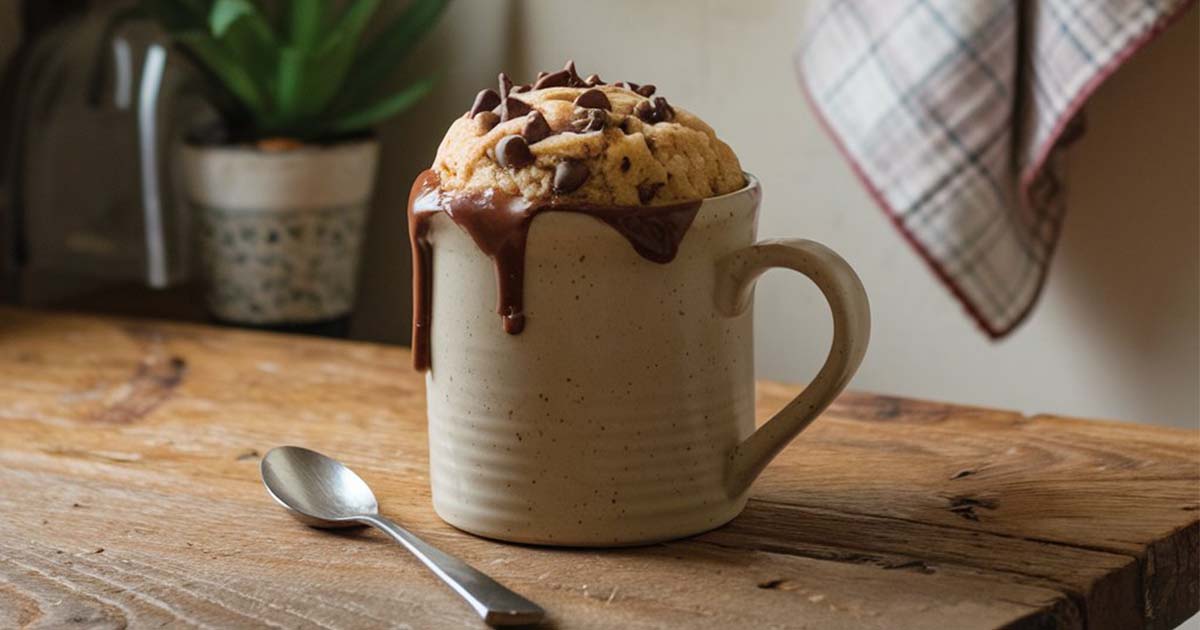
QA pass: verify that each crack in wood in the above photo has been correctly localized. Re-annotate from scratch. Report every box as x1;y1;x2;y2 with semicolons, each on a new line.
235;449;261;462
882;560;936;574
700;538;939;578
947;495;999;522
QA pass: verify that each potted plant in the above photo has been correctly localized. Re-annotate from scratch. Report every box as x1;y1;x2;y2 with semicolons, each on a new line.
142;0;445;333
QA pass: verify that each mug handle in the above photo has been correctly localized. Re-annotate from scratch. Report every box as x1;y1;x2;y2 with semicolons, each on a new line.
714;238;871;497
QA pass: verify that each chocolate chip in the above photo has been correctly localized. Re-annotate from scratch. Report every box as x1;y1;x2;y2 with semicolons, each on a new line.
570;108;606;133
563;60;584;86
620;156;631;172
636;84;656;97
652;96;674;121
513;84;532;93
469;89;501;117
635;96;674;124
633;100;655;123
498;73;513;99
522;111;551;144
638;181;663;204
584;74;603;87
498;96;532;122
573;88;611;111
534;70;571;89
553;159;589;194
474;110;500;132
614;81;639;91
496;135;534;169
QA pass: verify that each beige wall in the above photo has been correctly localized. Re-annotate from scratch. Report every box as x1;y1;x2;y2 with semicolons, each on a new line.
360;0;1197;429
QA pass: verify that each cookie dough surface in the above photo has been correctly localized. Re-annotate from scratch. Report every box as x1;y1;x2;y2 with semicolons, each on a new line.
432;65;745;206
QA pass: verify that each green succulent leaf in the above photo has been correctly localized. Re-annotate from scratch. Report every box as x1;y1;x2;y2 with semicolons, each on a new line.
273;47;307;129
146;0;443;140
210;0;258;36
209;0;278;88
287;0;326;51
292;0;380;117
321;0;380;55
337;0;446;111
176;30;272;126
325;76;435;135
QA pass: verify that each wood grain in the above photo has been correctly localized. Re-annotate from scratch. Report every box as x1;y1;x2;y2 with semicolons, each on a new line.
0;307;1195;629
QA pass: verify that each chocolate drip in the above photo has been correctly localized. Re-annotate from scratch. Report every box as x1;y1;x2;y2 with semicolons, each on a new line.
409;170;701;371
441;190;535;336
408;172;440;372
588;208;698;263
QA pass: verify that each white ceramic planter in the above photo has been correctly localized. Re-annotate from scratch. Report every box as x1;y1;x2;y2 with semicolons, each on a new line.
182;139;379;324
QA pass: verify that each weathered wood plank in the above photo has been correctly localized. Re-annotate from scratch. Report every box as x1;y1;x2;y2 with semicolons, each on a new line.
0;308;1195;629
753;383;1200;629
701;500;1137;629
0;465;1075;630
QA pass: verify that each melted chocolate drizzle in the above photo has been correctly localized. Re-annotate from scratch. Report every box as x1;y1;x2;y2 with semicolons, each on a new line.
409;170;701;371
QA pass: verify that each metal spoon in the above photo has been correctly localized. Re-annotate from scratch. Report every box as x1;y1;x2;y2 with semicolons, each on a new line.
260;446;545;627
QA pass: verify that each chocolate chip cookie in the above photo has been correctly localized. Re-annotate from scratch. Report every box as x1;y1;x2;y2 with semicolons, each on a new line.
432;61;746;207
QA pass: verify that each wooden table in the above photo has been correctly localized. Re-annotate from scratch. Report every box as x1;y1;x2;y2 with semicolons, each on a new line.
0;308;1196;630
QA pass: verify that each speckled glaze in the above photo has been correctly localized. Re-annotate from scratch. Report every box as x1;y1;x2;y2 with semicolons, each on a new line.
423;175;870;546
183;140;378;324
195;205;366;323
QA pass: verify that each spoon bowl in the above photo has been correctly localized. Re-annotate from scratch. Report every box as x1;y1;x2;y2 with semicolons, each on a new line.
261;446;378;527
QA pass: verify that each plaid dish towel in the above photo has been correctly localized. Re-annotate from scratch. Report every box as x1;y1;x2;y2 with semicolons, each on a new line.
796;0;1194;337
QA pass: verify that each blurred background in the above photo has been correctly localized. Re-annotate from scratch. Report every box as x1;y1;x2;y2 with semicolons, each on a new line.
1;0;1196;429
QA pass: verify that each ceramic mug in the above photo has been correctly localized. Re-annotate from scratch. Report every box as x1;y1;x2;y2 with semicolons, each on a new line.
421;174;869;546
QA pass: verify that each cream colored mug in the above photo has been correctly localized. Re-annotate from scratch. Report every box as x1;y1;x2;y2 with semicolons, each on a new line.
418;174;869;546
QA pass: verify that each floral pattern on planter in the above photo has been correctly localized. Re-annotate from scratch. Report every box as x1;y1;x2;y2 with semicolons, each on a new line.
197;204;366;324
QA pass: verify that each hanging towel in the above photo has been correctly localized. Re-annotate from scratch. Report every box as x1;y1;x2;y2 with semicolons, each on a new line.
796;0;1195;336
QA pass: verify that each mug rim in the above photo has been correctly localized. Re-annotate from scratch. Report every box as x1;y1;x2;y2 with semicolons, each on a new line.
702;171;760;204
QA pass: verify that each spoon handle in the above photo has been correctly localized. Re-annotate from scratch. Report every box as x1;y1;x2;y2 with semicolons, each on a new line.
357;515;545;627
